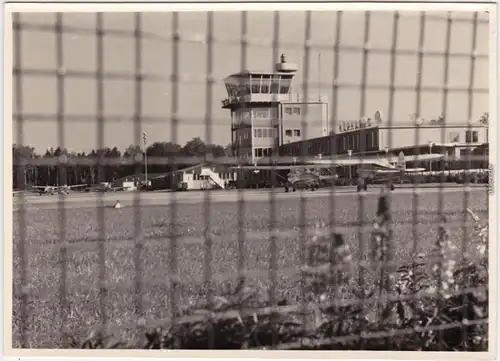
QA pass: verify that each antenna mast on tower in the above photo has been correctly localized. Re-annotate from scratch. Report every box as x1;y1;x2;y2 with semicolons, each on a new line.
318;52;322;101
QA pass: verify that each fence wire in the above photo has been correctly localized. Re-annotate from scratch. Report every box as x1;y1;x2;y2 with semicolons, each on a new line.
12;11;490;350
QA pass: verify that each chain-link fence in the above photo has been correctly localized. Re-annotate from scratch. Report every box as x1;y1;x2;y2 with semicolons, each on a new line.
11;10;491;350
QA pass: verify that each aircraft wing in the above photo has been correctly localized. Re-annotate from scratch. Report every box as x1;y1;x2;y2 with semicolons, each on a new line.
233;158;395;170
402;154;445;162
404;168;427;173
232;154;445;170
307;158;397;168
68;184;87;188
234;165;319;170
304;154;445;167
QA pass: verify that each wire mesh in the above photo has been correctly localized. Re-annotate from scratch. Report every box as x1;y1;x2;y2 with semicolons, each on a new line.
11;10;490;350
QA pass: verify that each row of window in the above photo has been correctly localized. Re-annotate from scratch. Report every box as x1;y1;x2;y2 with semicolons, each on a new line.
252;84;291;95
284;107;301;116
232;106;318;121
254;127;277;138
226;84;250;98
280;130;379;156
254;147;274;158
232;108;278;122
192;172;234;181
233;128;250;143
285;129;301;137
226;83;291;98
449;131;480;143
253;109;271;119
465;130;479;143
342;132;377;151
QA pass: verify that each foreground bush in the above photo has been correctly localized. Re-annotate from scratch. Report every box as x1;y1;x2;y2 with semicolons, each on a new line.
72;189;489;350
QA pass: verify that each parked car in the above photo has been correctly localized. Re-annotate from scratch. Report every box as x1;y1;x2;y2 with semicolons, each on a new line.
173;181;188;192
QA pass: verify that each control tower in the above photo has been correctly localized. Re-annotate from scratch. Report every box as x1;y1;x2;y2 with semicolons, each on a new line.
222;54;299;163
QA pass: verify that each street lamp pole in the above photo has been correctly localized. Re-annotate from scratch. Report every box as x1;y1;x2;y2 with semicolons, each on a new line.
47;147;51;186
143;132;148;186
428;141;434;172
347;149;352;179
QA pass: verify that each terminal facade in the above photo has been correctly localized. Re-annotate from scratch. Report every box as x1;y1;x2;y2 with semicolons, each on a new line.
281;119;488;169
222;54;488;171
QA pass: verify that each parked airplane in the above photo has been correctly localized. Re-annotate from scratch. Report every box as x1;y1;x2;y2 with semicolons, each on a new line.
86;182;126;192
30;184;87;195
353;152;435;191
235;151;444;192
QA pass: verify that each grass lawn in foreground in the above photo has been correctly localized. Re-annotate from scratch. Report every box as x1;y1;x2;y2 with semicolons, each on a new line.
12;190;488;348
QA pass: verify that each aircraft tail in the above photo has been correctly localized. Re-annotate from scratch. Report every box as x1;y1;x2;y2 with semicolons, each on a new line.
396;151;406;170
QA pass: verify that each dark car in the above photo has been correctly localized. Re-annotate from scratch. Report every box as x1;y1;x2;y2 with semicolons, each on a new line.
173;181;188;192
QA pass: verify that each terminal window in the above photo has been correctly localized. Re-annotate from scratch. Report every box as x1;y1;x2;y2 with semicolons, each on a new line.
293;129;301;137
280;85;290;94
449;132;460;143
254;127;274;138
270;82;279;94
253;109;271;119
254;147;273;157
465;130;479;143
283;107;302;116
285;129;293;137
371;132;378;148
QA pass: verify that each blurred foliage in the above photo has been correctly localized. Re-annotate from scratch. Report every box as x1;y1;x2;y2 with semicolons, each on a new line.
12;138;231;189
13;141;489;191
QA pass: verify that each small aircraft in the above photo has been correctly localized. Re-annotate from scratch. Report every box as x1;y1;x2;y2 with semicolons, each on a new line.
86;182;126;193
29;184;88;196
234;151;444;192
282;167;338;192
353;151;435;192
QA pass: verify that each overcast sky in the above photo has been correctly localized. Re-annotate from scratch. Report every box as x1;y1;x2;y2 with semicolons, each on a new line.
12;10;490;153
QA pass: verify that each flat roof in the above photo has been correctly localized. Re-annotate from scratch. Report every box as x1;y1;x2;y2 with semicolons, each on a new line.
224;71;295;79
151;163;235;177
378;123;488;129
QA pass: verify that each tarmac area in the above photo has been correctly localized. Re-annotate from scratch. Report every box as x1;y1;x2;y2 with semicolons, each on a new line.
12;184;488;211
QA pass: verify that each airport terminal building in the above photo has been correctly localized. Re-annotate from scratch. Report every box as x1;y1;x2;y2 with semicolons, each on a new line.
222;54;329;164
222;54;489;172
155;54;488;191
280;120;488;170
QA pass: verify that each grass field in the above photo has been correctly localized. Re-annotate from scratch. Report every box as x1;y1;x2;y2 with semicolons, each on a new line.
12;189;489;348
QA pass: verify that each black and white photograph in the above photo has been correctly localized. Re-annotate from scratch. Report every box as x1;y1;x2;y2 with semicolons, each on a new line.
7;2;495;354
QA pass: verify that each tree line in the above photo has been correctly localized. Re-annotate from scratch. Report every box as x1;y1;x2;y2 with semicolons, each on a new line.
12;137;233;190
